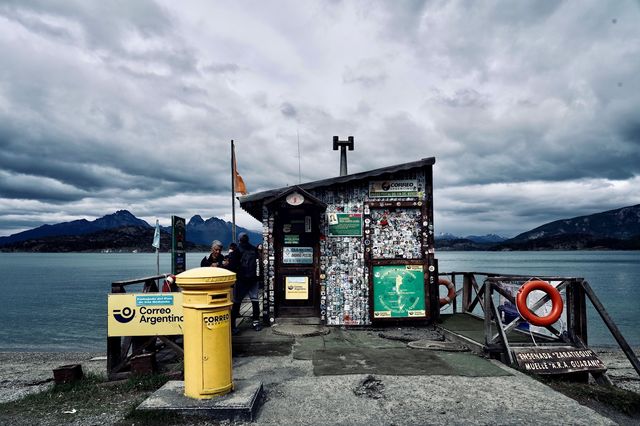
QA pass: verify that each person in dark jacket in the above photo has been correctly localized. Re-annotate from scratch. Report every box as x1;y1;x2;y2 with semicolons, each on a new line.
227;233;261;333
201;240;224;267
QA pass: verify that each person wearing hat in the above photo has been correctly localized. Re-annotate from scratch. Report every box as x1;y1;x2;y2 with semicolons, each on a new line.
227;232;261;333
201;240;224;267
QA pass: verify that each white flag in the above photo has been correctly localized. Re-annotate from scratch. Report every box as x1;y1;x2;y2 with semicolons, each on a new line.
152;219;160;249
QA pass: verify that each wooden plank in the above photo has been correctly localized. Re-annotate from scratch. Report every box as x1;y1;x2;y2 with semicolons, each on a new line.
112;274;166;286
581;280;640;377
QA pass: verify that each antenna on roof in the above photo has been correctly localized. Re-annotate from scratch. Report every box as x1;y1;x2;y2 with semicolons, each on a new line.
333;136;354;177
297;128;302;184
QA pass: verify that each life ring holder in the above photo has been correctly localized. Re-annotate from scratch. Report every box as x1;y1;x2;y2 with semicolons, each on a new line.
515;280;563;327
438;278;456;307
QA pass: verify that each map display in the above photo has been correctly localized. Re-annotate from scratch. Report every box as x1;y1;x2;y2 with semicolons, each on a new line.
372;265;426;318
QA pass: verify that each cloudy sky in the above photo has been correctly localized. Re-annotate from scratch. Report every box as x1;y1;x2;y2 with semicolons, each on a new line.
1;0;639;238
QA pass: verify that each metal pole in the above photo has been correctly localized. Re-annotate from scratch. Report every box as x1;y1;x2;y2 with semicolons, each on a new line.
231;140;236;243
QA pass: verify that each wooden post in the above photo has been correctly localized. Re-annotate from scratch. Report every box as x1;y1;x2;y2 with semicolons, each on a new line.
484;280;492;347
462;273;472;313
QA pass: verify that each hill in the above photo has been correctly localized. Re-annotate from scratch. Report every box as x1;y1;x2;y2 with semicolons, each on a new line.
185;215;261;247
496;204;640;250
0;210;148;246
509;204;640;242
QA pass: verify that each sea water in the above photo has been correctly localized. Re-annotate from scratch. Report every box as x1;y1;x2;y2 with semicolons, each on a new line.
0;251;638;352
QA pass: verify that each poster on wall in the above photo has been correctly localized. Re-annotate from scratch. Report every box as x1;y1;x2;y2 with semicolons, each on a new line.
285;276;309;300
369;180;419;198
283;247;314;264
328;213;362;236
372;265;426;318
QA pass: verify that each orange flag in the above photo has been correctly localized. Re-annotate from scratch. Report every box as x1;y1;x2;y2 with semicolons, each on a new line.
233;152;247;195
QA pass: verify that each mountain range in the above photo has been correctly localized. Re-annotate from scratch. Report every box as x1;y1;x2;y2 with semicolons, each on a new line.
436;204;640;251
0;210;262;252
0;205;638;252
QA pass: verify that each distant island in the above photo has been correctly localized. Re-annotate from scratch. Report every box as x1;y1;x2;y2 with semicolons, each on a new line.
0;205;639;252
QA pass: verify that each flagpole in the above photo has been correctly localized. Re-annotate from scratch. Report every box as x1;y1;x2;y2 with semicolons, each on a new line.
152;219;160;277
231;139;236;243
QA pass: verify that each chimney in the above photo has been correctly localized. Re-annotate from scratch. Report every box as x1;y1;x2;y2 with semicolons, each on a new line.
332;136;354;176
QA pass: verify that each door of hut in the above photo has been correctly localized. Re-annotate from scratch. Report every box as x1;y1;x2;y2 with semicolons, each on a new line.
274;207;320;317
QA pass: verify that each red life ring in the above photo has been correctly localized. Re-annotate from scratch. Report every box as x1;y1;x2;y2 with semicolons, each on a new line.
516;280;563;327
439;278;456;307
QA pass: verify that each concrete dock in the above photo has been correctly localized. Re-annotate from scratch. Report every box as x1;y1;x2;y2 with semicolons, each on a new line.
138;324;618;425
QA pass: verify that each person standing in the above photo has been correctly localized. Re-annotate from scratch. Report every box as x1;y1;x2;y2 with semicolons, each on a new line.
228;233;261;333
201;240;224;267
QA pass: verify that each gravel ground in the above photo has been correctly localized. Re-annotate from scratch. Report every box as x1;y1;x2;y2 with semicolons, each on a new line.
592;347;640;394
0;352;106;404
0;347;637;425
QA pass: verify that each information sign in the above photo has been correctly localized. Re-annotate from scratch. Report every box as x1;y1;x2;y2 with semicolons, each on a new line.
285;276;309;300
512;347;606;374
283;247;314;264
284;234;300;245
328;213;362;237
372;265;425;318
369;180;419;198
108;293;183;337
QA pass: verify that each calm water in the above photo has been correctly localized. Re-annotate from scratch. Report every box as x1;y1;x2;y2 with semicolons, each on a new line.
0;251;638;351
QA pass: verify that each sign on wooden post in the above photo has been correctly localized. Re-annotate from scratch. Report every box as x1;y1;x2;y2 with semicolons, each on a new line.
512;346;606;374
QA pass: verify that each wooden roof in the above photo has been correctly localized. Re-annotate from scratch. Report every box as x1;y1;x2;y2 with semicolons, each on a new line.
239;157;435;220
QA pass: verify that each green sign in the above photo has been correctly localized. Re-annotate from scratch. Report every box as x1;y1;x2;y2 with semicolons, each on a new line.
372;265;426;319
284;234;300;245
328;213;362;236
171;215;186;275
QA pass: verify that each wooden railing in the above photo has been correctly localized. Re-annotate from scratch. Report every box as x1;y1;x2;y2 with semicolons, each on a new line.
438;272;640;378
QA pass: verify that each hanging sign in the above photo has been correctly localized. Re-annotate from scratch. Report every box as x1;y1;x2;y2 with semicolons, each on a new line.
372;265;426;318
369;180;419;198
328;213;362;236
283;247;314;264
285;276;309;300
512;347;606;374
108;293;184;337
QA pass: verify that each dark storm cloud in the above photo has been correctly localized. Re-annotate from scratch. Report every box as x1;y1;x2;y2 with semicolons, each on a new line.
0;171;87;202
0;0;639;237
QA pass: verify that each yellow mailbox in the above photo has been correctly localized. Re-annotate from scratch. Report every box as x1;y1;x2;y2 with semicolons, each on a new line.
176;267;235;399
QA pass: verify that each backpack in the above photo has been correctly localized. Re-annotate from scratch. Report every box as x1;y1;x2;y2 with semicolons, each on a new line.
238;246;258;279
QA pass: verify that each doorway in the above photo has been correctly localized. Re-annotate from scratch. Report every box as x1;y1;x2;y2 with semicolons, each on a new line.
274;207;320;317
